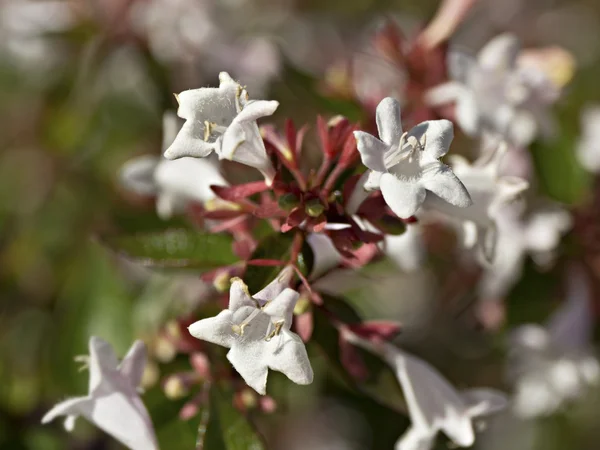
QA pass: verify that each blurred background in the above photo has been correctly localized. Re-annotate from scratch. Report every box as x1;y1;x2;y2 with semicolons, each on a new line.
2;0;600;449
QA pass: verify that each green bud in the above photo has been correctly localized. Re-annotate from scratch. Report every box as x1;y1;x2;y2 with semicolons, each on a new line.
305;198;325;217
278;193;300;211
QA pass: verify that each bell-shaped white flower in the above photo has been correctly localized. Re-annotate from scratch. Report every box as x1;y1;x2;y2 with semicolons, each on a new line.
424;144;529;260
42;337;158;450
353;97;472;219
164;72;278;185
121;112;228;219
306;233;342;279
188;267;313;394
576;106;600;173
427;33;560;148
386;346;507;450
509;266;600;418
478;200;571;299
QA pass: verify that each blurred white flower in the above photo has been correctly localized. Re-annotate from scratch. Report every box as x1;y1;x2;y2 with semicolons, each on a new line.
478;200;571;299
576;106;600;173
508;266;600;418
424;144;529;260
188;267;313;394
386;346;507;450
354;97;471;219
121;113;228;219
384;225;426;272
42;337;158;450
306;233;342;279
427;33;560;147
165;72;278;185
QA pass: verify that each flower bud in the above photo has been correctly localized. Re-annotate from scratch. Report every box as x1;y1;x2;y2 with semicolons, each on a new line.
305;198;325;217
164;375;189;400
278;193;300;211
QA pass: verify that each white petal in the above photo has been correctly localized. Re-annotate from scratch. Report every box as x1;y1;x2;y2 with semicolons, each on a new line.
461;388;508;417
365;170;383;190
161;112;179;152
384;225;425;272
88;337;119;392
477;33;520;71
120;156;159;196
455;92;480;136
235;100;279;123
307;233;342;279
448;52;476;84
253;266;295;304
424;81;463;106
164;120;216;159
376;97;403;145
354;131;388;172
219;122;276;185
395;426;434;450
155;192;183;219
421;164;472;208
229;278;258;310
408;120;454;159
227;337;270;395
380;173;426;218
42;396;92;426
265;329;313;387
118;341;147;389
262;288;299;327
188;310;236;348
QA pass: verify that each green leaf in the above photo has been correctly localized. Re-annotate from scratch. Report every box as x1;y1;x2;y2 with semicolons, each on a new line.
202;384;265;450
244;233;314;293
102;229;238;269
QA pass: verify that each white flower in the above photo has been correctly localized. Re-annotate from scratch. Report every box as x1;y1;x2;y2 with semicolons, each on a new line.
424;144;529;260
344;332;507;450
164;72;278;185
121;112;228;219
385;346;507;450
576;106;600;173
306;233;342;279
188;267;313;394
353;97;472;219
384;225;426;272
478;200;571;299
427;33;559;147
42;337;158;450
509;266;600;418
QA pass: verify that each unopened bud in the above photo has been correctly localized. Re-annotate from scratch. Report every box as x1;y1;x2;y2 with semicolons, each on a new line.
293;294;311;315
213;271;231;293
165;320;182;341
305;198;325;217
164;375;189;400
239;388;258;409
376;216;407;236
154;336;177;363
141;361;160;389
278;193;300;211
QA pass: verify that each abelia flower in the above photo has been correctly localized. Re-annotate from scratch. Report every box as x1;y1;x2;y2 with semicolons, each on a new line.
345;332;507;450
164;72;278;185
478;200;571;299
426;33;560;147
121;113;228;219
188;267;313;394
42;337;158;450
354;97;472;219
424;145;529;260
576;106;600;173
508;266;600;418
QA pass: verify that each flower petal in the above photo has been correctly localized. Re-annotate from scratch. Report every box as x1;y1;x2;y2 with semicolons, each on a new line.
408;120;454;160
455;92;480;136
88;337;120;391
376;97;403;146
421;163;472;208
120;156;159;196
380;173;426;219
266;329;313;387
477;33;520;71
462;388;508;417
118;341;147;390
253;266;295;304
188;310;236;348
354;131;388;172
395;426;434;450
164;121;216;159
42;396;92;426
235;100;279;123
262;288;299;327
227;338;270;395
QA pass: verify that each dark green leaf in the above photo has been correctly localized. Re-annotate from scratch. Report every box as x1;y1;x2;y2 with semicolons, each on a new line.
203;383;265;450
102;229;238;269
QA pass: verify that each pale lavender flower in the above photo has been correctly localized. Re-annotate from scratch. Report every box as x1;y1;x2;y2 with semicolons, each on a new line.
42;337;158;450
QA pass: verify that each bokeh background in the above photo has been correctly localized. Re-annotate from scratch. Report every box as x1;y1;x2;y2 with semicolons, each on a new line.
2;0;600;449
